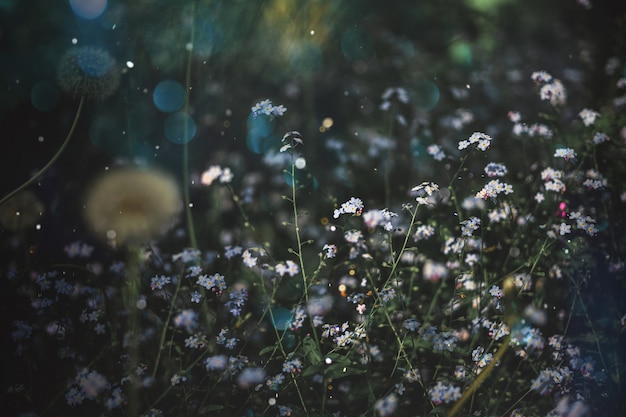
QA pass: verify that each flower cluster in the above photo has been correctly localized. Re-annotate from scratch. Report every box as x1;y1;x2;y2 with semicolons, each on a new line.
458;132;492;151
200;165;233;186
429;381;462;405
333;197;364;218
554;147;577;161
5;10;624;417
251;99;287;118
475;179;513;199
532;71;567;106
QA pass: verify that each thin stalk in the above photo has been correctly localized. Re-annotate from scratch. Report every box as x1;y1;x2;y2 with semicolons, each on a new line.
152;270;184;379
123;246;143;417
0;96;85;206
445;336;511;417
182;0;197;249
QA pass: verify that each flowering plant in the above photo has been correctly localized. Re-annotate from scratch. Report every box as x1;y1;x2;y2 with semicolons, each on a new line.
3;2;626;417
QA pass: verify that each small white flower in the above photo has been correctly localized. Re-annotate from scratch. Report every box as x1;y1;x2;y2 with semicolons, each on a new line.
579;108;600;126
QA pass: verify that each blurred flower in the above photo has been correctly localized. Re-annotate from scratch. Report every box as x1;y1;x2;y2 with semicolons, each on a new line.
75;368;108;400
423;260;448;282
237;367;266;389
531;70;553;84
427;144;446;160
251;99;287;118
374;393;398;416
333;197;364;218
174;309;198;333
539;79;567;106
0;191;44;231
83;168;182;246
200;165;233;186
578;108;600;126
554;148;577;161
57;46;120;100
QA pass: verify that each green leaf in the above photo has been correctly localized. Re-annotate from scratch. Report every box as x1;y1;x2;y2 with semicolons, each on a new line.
301;363;324;377
259;345;278;356
303;336;322;365
324;362;367;379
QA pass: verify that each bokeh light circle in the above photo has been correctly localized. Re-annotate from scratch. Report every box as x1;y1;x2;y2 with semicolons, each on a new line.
246;113;275;154
288;41;323;75
89;113;126;155
269;306;292;330
449;40;473;65
164;111;196;144
127;102;158;142
31;82;60;112
412;80;440;111
69;0;107;19
193;18;224;58
153;80;186;113
341;28;375;61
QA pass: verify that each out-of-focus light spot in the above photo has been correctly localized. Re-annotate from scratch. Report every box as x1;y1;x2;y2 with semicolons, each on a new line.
269;306;292;330
31;82;60;112
126;61;134;68
310;30;315;35
449;40;473;65
35;224;41;230
341;27;375;61
89;113;127;155
283;172;294;187
136;298;147;309
246;112;275;154
106;230;116;239
71;38;78;44
192;17;224;58
69;0;107;20
412;80;440;111
288;41;322;75
153;79;185;113
467;0;513;12
322;117;333;128
164;112;196;144
295;157;306;169
128;103;158;143
185;42;193;51
38;136;44;142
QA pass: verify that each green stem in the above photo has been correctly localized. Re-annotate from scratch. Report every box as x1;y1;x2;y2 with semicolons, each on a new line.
182;0;197;249
385;202;420;285
0;96;85;206
152;269;184;379
287;151;320;416
445;336;511;417
124;246;143;417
